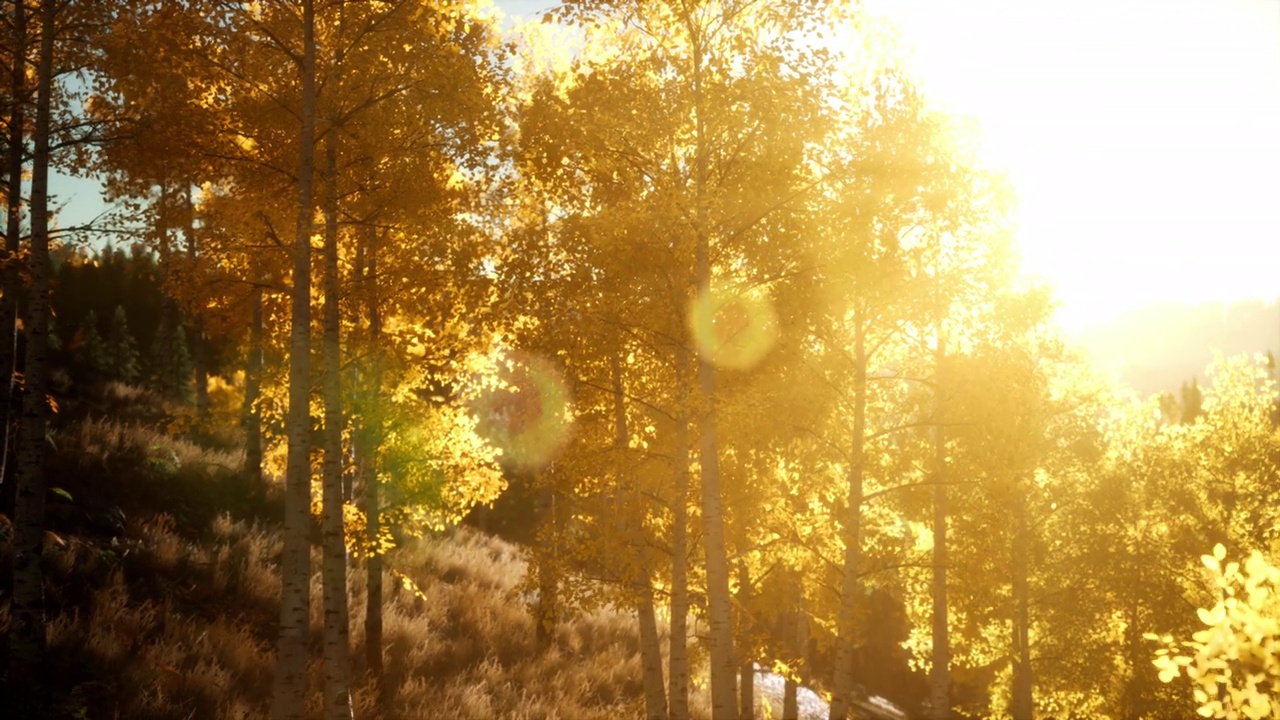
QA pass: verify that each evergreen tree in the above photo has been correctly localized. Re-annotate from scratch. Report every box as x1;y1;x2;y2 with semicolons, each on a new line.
147;317;171;391
1156;391;1180;424
173;325;193;401
1180;378;1204;423
106;305;140;383
149;316;193;401
75;309;109;376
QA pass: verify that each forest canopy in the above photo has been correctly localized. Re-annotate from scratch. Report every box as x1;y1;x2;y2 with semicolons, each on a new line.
0;2;1276;720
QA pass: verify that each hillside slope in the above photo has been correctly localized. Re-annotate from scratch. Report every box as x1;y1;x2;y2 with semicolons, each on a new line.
0;386;659;719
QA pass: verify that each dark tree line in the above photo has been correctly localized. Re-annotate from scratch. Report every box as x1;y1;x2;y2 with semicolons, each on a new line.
49;244;228;399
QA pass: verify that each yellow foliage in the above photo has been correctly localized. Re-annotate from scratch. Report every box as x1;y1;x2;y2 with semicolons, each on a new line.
205;373;242;418
1149;544;1280;719
390;568;432;605
342;503;396;560
163;406;199;438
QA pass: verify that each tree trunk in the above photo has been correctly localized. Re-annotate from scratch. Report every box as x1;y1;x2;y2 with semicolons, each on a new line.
154;179;180;399
534;481;559;650
773;586;793;717
361;225;384;681
320;133;353;720
695;173;738;720
639;584;668;720
783;583;808;720
271;0;316;716
1121;530;1144;720
1123;599;1142;718
668;347;691;720
830;307;866;720
184;186;207;416
614;354;668;720
737;562;754;720
534;554;558;648
1010;488;1033;720
243;279;263;486
691;34;737;720
930;322;950;720
7;0;54;696
0;0;26;488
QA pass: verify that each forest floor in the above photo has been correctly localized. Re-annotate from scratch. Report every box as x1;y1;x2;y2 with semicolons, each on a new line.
0;381;835;719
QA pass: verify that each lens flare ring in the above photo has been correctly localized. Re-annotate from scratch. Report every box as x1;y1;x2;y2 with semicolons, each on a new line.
688;286;779;370
471;352;572;471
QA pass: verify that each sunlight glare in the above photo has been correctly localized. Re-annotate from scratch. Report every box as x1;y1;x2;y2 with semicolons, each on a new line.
862;0;1280;332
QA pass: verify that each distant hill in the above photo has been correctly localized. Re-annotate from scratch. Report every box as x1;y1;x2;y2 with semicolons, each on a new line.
1071;297;1280;397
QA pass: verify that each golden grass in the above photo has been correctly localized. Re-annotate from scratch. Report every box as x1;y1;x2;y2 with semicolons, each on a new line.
344;527;650;719
2;424;664;719
7;517;660;719
1;387;670;719
61;415;242;478
45;413;275;544
28;516;277;719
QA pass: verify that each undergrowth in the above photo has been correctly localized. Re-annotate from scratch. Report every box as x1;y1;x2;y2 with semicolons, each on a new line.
0;383;673;719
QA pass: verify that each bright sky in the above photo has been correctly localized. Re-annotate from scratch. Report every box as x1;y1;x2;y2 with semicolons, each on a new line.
867;0;1280;332
496;0;1280;332
58;0;1280;335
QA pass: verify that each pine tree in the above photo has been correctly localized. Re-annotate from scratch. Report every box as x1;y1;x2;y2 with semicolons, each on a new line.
149;317;193;401
106;305;140;382
76;309;109;376
172;324;193;401
148;318;173;393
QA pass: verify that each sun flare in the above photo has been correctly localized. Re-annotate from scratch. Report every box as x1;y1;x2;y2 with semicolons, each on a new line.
862;0;1280;332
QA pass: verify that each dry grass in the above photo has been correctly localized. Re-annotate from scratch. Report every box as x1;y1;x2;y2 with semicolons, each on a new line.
2;402;664;718
3;516;658;719
343;527;650;719
11;514;280;719
46;414;274;540
63;415;242;474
